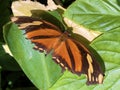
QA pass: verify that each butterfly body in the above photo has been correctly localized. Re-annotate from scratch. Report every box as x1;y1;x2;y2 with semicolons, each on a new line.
12;16;104;85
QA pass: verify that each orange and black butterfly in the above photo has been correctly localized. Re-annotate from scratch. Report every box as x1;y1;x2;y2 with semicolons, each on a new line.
12;16;104;85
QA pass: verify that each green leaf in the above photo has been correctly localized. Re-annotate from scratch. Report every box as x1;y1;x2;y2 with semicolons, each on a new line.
31;10;66;31
49;71;94;90
91;28;120;71
64;0;120;32
91;28;120;90
3;22;62;90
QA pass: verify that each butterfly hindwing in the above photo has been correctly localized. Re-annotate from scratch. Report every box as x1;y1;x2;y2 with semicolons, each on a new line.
12;16;104;85
71;40;103;84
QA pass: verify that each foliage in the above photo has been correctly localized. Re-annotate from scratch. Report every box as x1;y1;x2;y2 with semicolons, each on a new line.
1;0;120;90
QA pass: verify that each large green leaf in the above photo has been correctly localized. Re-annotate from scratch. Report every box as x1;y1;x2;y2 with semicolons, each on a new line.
3;22;62;90
91;28;120;90
91;28;120;71
64;0;120;32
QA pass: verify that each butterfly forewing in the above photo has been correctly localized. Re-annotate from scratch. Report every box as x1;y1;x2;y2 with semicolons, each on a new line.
12;16;104;85
52;41;72;70
26;28;62;53
66;39;83;72
26;29;61;39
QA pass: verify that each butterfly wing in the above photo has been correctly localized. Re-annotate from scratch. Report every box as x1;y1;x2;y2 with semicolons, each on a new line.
69;39;103;84
12;16;104;85
12;16;62;53
52;38;103;85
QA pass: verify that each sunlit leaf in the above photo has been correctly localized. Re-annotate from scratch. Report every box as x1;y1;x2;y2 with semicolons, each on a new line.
3;22;62;90
64;0;120;32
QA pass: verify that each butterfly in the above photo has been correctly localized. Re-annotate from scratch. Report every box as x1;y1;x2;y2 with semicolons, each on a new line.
11;16;104;85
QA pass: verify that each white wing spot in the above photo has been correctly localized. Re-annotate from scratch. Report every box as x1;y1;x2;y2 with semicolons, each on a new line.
39;48;44;51
34;46;38;49
52;57;56;59
98;74;103;84
87;54;93;82
56;58;60;63
92;76;94;82
11;17;18;22
19;21;43;29
64;67;68;70
60;63;64;67
96;77;98;82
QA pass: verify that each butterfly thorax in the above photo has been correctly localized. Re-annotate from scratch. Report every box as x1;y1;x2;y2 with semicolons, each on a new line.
59;31;71;42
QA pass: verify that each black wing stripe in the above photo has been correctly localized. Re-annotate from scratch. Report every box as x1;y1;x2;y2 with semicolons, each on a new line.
28;35;60;39
19;24;59;33
15;17;61;33
14;16;40;23
65;40;75;72
73;40;89;74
